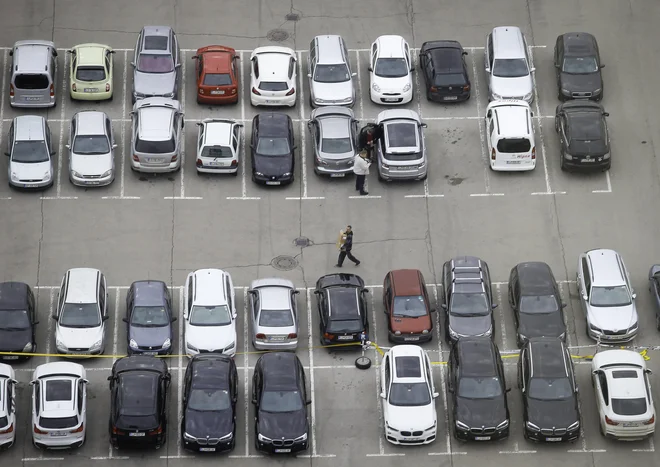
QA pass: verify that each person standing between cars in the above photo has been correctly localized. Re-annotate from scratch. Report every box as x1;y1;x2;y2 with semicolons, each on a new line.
358;123;383;159
353;149;371;196
336;225;360;267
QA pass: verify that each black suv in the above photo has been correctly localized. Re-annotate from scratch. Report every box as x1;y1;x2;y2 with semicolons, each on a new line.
508;262;567;346
0;282;38;360
315;273;369;347
441;257;496;343
419;41;471;102
518;338;581;442
182;354;238;453
108;356;170;449
554;32;603;101
448;337;510;441
555;101;610;172
252;352;310;454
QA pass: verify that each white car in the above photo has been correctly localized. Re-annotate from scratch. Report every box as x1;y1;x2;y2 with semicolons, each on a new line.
380;345;438;445
184;269;237;356
592;349;655;440
485;100;536;171
0;364;17;450
249;46;297;107
195;118;243;175
369;35;414;105
31;362;87;449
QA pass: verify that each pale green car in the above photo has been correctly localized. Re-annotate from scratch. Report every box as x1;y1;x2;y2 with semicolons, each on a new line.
68;43;114;101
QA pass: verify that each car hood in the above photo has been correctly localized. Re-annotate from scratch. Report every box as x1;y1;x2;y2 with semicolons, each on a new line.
455;396;508;427
568;138;608;157
0;327;31;351
518;312;566;339
129;324;171;347
491;75;533;98
372;74;412;92
258;409;308;439
560;72;602;93
390;314;432;334
186;323;236;352
184;408;233;438
312;81;353;102
11;161;51;179
386;404;436;430
70;153;113;176
526;398;579;429
253;155;293;176
134;71;176;95
449;314;492;337
588;304;638;331
57;324;103;348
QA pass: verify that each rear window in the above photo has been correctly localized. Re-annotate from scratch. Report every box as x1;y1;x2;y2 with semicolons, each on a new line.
321;137;352;154
258;81;288;91
14;74;49;89
201;146;233;158
434;73;467;86
497;138;531;153
0;416;7;428
612;398;647;416
76;66;106;82
203;73;232;86
327;319;362;333
39;416;78;429
259;309;294;327
136;137;175;154
144;36;169;51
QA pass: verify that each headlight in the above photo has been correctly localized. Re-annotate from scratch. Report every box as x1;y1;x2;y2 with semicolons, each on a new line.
593;88;602;94
294;433;307;442
589;324;603;333
424;422;436;431
315;98;325;104
372;83;381;92
255;172;264;177
518;333;527;342
455;420;469;431
523;92;533;101
496;420;509;430
257;433;272;443
183;432;196;441
162;338;171;349
101;170;113;177
567;421;580;432
422;329;429;334
563;151;573;160
71;170;82;178
526;421;540;432
385;422;398;432
449;327;459;339
402;83;411;92
129;339;139;349
218;432;233;441
56;338;67;351
10;172;18;181
561;88;570;94
603;152;610;160
224;341;235;352
90;339;102;351
394;330;401;336
341;96;352;103
282;172;292;177
163;92;174;98
558;332;566;341
187;343;198;352
134;92;145;98
382;163;389;170
43;171;51;181
23;342;33;352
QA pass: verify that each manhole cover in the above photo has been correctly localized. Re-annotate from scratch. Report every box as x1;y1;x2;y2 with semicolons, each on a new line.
271;255;299;271
267;29;289;42
294;236;312;247
285;13;300;21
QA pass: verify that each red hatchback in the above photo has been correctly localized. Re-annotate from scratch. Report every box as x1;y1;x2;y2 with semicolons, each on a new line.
192;46;239;104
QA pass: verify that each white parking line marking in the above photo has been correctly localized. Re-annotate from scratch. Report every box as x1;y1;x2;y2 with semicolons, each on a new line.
592;170;612;193
356;50;365;120
22;458;65;462
348;195;382;199
176;288;184;457
0;50;9;200
45;289;56;363
469;49;491;195
242;287;250;457
109;287;121;459
496;284;508;349
470;193;505;197
632;437;655;452
499;442;537;454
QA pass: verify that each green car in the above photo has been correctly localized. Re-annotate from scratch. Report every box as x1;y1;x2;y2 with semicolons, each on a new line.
68;43;114;101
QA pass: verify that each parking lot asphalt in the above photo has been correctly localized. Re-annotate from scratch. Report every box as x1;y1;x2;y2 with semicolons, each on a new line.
1;1;660;467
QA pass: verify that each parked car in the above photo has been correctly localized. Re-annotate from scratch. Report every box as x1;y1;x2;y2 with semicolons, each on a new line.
368;35;413;105
192;45;239;104
250;46;297;107
554;32;603;101
555;100;610;172
132;26;181;102
382;269;434;343
308;106;359;177
68;43;114;101
419;40;470;102
108;356;170;449
485;100;536;171
307;35;357;107
0;364;17;449
182;354;238;452
31;362;87;449
448;337;510;441
66;111;116;187
125;281;176;355
195;118;242;175
249;278;299;351
6;116;54;190
9;40;57;108
485;26;535;103
508;262;567;346
250;113;295;185
252;352;310;454
519;338;580;442
592;350;655;440
375;109;427;181
0;282;37;361
647;264;660;330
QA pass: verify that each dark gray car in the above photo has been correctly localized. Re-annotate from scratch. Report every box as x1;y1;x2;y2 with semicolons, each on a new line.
308;106;359;177
554;33;604;101
441;256;496;343
132;26;181;102
555;100;610;172
124;281;176;355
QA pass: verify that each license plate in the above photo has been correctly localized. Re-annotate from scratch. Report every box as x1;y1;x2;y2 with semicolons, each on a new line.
383;98;399;102
330;173;345;177
266;181;281;185
86;181;101;185
265;100;279;104
84;88;99;93
444;96;458;101
24;184;32;188
142;351;157;356
506;160;522;164
474;436;491;441
146;158;160;163
269;336;286;341
404;337;420;341
208;161;224;166
70;351;89;355
623;422;639;427
401;437;416;441
25;96;40;101
337;335;354;340
2;356;19;360
546;437;562;442
129;432;146;437
582;158;595;163
200;447;216;452
274;448;291;453
210;90;225;95
50;431;68;437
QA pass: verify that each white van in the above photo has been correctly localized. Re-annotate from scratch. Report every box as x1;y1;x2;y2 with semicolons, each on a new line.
485;100;535;171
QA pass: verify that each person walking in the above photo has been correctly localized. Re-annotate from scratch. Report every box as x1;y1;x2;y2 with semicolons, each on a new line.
353;149;371;196
336;225;360;267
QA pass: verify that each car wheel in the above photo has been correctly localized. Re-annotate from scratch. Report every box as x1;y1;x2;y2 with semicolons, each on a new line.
599;422;606;437
601;162;611;172
231;169;238;177
309;95;315;108
560;154;566;171
355;356;372;370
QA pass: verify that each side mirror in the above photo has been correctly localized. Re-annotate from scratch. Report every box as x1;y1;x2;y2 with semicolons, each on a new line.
505;387;512;393
175;63;182;69
530;112;534;117
234;55;240;60
485;66;490;73
380;392;386;399
171;316;178;322
492;303;498;309
582;294;588;301
447;386;454;393
51;314;58;320
109;50;116;55
250;144;255;150
191;55;198;60
122;317;128;323
600;64;605;68
102;315;110;321
306;399;312;405
555;63;560;69
462;51;468;56
592;370;601;376
65;144;70;149
251;398;257;405
632;293;637;299
432;392;440;398
9;378;18;385
50;151;56;156
562;303;567;308
112;144;118;149
420;123;428;128
367;67;373;72
107;376;113;381
232;313;237;319
130;62;136;67
314;290;322;295
4;152;9;157
82;378;89;384
429;308;436;313
292;145;298;150
33;320;39;325
603;112;610;117
352;72;357;77
293;290;300;295
530;67;536;72
645;369;653;375
307;73;312;78
441;304;447;310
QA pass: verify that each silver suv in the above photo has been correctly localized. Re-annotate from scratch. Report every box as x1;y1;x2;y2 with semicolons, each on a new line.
9;40;57;108
577;249;638;343
5;116;54;189
132;26;181;102
308;35;357;107
375;110;427;181
130;97;184;173
485;27;535;103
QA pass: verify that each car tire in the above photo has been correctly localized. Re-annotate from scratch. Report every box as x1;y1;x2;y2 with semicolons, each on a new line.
251;174;257;183
560;154;566;171
355;356;372;370
231;170;238;177
601;163;611;172
309;95;315;108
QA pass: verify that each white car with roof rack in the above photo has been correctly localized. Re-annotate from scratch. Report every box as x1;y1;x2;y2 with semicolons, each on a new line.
485;99;536;171
195;118;243;175
0;364;17;450
31;362;88;449
249;46;297;107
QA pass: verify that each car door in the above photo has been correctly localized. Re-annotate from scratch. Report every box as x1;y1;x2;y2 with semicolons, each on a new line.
559;113;569;153
404;41;412;73
232;124;241;164
577;256;591;317
554;36;563;82
484;33;493;87
225;274;237;319
653;277;660;317
250;290;260;335
509;269;520;328
77;378;87;424
485;109;495;154
370;42;378;79
290;289;299;327
381;354;391;420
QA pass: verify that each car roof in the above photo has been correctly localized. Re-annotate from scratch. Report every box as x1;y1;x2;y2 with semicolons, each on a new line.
34;362;85;381
328;287;360;319
191;355;232;389
0;363;15;379
606;365;647;399
376;109;421;124
375;35;407;58
40;376;78;417
113;355;169;375
390;269;423;296
319;114;351;139
561;32;597;56
74;111;107;136
449;256;487;294
65;268;100;303
528;338;568;378
489;101;532;137
252;47;294;81
118;370;159;415
255;113;290;137
13;41;54;72
585;249;625;286
258;285;291;310
314;35;345;64
14;116;45;141
260;352;301;390
456;337;498;377
0;282;30;310
137;105;176;141
131;280;168;306
75;44;107;66
516;262;555;295
390;345;426;383
192;269;228;306
140;26;172;54
492;26;526;59
202;121;233;147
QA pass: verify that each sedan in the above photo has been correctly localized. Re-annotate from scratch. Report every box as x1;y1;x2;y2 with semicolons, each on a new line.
308;106;358;177
368;35;413;105
249;46;297;107
249;278;299;350
66;111;116;187
554;32;604;101
68;43;114;101
648;264;660;330
124;281;176;355
250;113;295;185
555;101;610;172
132;26;180;102
315;273;369;347
419;40;470;102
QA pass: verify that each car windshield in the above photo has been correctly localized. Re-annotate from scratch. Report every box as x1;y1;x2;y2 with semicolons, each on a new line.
519;295;559;314
0;309;31;330
72;135;110;155
137;54;174;73
259;309;294;327
374;58;408;78
59;303;100;328
388;382;431;407
12;141;49;163
187;388;231;411
131;306;170;327
392;295;427;318
589;286;632;307
434;73;467;86
562;56;599;74
321;137;352;154
492;58;529;78
612;398;647;416
450;293;490;317
528;377;573;400
76;66;106;82
314;64;351;83
201;145;233;159
203;73;232;86
458;377;503;399
260;390;304;413
189;305;232;326
256;137;290;156
497;138;531;153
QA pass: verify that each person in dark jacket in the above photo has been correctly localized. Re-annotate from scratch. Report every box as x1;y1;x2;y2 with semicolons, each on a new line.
336;225;360;267
357;123;383;159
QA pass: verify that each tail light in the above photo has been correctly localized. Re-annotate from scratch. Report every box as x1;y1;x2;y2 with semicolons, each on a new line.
605;416;619;426
196;159;203;167
252;87;261;95
285;88;295;96
50;83;54;97
463;85;470;92
105;83;110;92
255;333;266;339
0;423;13;434
644;415;655;425
132;154;139;162
491;148;496;160
9;83;14;97
71;424;84;434
323;333;335;340
231;87;237;95
111;426;125;436
148;425;163;436
171;155;178;162
72;83;77;92
531;147;536;160
288;333;297;339
230;160;238;167
430;86;437;92
33;425;47;434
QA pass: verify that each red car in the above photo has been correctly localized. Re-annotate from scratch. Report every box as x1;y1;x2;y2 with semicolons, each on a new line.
192;46;239;104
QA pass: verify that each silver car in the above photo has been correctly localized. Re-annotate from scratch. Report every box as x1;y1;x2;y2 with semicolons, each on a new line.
249;278;299;351
308;35;357;107
375;109;428;181
66;111;116;187
308;106;358;177
5;116;54;189
132;26;180;102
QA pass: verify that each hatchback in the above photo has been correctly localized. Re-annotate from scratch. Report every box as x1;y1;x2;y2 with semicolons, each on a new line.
0;282;38;361
554;32;604;101
6;116;54;189
308;35;357;107
315;273;369;346
132;26;181;102
67;111;116;186
195;118;242;175
368;35;414;105
308;106;358;177
9;40;57;108
68;43;114;101
382;269;434;343
419;40;471;102
250;46;297;107
0;364;17;450
250;113;296;185
125;281;176;355
485;27;535;103
249;278;299;351
193;45;239;104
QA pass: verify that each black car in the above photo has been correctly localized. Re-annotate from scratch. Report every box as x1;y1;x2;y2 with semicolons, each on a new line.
648;264;660;330
182;354;238;453
108;356;171;449
555;101;610;172
314;273;369;347
518;338;581;442
0;282;38;360
441;256;496;343
448;337;510;441
419;41;471;103
252;352;310;454
509;262;567;347
250;113;296;185
554;32;604;101
124;281;176;356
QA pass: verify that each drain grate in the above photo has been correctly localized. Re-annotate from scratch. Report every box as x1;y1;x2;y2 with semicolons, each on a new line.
267;29;290;42
271;255;299;271
294;236;312;247
285;13;300;21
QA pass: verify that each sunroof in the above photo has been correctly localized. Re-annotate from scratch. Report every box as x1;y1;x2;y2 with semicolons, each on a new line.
144;36;168;51
45;380;72;401
395;356;421;378
612;370;638;379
